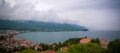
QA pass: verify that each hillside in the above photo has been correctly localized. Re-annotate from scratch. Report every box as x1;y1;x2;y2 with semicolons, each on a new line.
0;19;88;31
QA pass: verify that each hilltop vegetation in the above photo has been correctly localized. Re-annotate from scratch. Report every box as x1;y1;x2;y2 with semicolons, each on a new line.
0;19;88;31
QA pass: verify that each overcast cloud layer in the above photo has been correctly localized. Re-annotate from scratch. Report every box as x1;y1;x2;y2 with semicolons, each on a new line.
0;0;120;30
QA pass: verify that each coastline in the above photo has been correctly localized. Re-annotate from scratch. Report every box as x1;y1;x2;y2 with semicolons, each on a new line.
0;30;120;53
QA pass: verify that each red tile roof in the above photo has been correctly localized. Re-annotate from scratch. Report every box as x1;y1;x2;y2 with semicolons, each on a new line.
60;46;68;51
80;38;91;44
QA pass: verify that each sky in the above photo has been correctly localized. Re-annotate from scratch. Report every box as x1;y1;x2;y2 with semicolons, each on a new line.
0;0;120;30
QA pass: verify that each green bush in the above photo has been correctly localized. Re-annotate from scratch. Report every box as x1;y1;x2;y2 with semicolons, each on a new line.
67;43;106;53
108;39;120;53
91;38;100;45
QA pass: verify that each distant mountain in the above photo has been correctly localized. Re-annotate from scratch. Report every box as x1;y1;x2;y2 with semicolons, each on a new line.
0;19;88;31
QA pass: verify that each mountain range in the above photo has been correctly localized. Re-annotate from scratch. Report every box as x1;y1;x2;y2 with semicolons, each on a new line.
0;19;88;31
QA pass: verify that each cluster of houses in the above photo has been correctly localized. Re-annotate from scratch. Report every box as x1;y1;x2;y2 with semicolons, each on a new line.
0;35;109;53
0;35;42;52
80;37;108;48
48;37;109;53
0;30;21;36
0;30;109;53
0;30;42;53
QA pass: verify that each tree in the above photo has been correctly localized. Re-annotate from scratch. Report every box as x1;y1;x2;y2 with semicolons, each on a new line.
91;38;100;45
108;39;120;53
67;43;106;53
63;38;82;46
0;36;6;40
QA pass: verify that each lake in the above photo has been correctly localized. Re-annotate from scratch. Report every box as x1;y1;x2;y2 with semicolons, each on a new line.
15;30;120;44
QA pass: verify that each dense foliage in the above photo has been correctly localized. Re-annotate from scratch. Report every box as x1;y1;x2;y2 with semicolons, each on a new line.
0;19;88;31
63;38;82;46
39;38;82;51
91;38;100;45
67;43;106;53
0;36;6;40
108;39;120;53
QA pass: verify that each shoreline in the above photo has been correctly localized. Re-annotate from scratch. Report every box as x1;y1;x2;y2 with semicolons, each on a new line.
0;30;120;53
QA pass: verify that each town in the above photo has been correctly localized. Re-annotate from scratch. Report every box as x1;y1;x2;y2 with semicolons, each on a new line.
0;30;120;53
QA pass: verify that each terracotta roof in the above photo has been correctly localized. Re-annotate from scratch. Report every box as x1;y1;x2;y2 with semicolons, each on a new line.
60;46;68;51
80;38;91;44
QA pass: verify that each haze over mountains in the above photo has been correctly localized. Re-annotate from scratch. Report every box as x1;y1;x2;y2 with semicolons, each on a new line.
0;19;88;31
0;0;120;30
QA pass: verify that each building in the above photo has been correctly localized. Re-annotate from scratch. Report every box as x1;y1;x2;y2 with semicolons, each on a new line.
100;39;108;48
80;37;91;44
60;46;68;52
20;39;31;48
33;44;42;51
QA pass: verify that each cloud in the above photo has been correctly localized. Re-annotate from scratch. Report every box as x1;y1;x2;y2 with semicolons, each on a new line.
0;0;120;30
0;0;59;22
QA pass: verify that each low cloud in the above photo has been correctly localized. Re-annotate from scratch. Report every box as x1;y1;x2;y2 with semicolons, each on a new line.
0;0;120;30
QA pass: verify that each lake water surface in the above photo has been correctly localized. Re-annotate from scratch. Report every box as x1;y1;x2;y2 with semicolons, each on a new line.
15;30;120;44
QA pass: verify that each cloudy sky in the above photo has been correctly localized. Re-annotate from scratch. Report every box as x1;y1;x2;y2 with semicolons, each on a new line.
0;0;120;30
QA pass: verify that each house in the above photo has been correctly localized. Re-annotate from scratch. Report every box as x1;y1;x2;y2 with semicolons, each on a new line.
33;44;42;51
60;46;68;52
100;39;108;48
20;39;31;48
80;37;91;44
